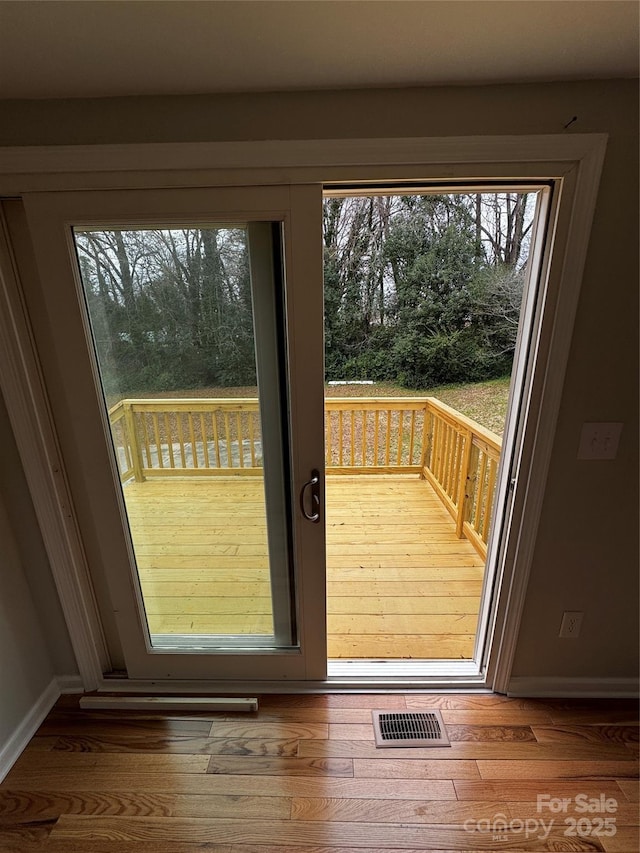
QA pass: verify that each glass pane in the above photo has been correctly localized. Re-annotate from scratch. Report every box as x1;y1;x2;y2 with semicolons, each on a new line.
73;225;291;649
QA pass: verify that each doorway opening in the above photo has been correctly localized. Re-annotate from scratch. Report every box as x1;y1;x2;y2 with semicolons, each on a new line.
322;186;546;673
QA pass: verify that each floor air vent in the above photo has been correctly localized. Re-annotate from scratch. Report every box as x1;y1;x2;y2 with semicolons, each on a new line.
372;710;451;748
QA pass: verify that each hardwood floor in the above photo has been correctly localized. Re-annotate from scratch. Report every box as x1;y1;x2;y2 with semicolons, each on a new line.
1;694;638;851
127;475;485;659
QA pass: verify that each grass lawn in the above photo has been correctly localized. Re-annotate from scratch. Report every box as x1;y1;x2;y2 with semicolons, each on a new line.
109;376;511;435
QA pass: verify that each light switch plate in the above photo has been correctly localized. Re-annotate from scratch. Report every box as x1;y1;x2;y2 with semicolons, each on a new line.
577;422;623;460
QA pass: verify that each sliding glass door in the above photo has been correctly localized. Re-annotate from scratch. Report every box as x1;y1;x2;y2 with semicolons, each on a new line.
22;186;326;680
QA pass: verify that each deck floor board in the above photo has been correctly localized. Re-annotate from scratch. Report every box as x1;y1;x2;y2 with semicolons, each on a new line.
124;475;485;659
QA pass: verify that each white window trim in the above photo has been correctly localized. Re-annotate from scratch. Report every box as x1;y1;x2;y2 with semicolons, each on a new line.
0;134;607;692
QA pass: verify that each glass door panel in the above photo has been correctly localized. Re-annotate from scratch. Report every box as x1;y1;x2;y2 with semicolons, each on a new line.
21;185;326;681
72;222;294;651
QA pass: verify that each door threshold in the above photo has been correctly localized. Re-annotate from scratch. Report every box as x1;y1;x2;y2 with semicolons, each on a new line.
93;659;487;693
327;659;481;679
93;675;491;694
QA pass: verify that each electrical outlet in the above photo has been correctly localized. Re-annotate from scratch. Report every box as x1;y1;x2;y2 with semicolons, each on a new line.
559;611;583;638
578;423;623;459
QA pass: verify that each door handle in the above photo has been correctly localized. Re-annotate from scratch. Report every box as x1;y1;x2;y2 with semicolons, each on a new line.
300;470;321;523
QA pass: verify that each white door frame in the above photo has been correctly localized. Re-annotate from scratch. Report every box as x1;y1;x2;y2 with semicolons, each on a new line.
0;134;607;691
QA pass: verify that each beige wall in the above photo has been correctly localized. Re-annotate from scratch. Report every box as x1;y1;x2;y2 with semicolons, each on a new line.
0;391;78;676
0;433;55;758
0;79;637;685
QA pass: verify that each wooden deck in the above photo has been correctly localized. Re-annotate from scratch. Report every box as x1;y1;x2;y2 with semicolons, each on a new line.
126;475;485;659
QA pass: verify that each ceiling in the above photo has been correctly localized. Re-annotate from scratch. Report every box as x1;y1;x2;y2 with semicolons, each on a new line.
0;1;638;100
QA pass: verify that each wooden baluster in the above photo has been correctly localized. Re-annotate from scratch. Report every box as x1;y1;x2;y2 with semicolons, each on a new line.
326;410;332;467
373;409;380;467
443;423;453;492
176;414;187;468
451;432;462;504
338;410;344;466
141;414;152;469
112;416;122;477
236;412;244;468
420;405;431;474
446;429;453;495
482;456;498;542
248;411;256;468
396;410;404;466
350;411;355;467
122;429;132;475
450;428;459;495
361;411;367;467
434;417;443;482
446;427;454;495
443;421;451;485
164;413;175;469
446;424;453;486
456;430;474;538
151;413;164;469
473;451;488;532
442;421;449;483
443;422;451;487
449;428;457;493
116;415;131;475
188;413;198;468
450;429;460;496
224;412;232;468
125;427;133;473
432;416;439;480
123;403;144;482
408;410;416;465
200;414;210;469
427;409;434;470
211;412;221;468
385;410;391;466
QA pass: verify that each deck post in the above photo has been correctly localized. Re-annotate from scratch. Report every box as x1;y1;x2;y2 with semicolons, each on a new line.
419;401;431;478
123;402;145;482
456;429;473;538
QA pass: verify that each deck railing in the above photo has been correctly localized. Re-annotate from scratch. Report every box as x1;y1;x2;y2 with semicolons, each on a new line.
109;399;263;481
109;396;501;557
421;398;502;559
324;399;426;473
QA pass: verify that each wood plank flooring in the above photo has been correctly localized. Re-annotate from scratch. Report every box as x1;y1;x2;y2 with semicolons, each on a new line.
1;693;638;851
126;475;485;659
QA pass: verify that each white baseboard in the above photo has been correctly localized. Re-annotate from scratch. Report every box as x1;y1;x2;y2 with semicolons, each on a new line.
0;677;61;783
57;673;84;694
508;676;640;698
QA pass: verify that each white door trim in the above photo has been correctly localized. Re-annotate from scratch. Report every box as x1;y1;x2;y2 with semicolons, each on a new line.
0;134;607;692
486;143;607;693
0;134;605;183
0;204;107;689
